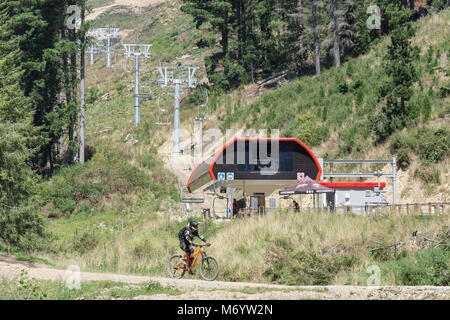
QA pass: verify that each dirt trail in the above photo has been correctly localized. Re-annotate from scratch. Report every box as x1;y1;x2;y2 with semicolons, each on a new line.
87;0;167;21
0;257;448;300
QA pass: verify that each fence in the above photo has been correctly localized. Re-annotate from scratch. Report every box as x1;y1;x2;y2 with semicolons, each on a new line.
233;202;449;219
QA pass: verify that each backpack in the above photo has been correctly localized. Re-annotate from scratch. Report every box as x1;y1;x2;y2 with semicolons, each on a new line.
178;226;189;241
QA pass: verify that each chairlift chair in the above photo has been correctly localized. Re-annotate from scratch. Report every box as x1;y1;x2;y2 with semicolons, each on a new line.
137;85;152;99
179;187;205;204
195;86;210;121
155;95;170;126
111;53;125;73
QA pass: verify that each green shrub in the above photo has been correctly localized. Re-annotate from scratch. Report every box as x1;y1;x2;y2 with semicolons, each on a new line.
382;247;449;286
132;239;152;259
418;127;450;164
86;88;101;105
396;147;411;169
53;198;76;215
0;270;47;300
390;131;417;153
0;206;48;252
439;85;449;98
295;114;329;147
414;166;441;184
389;131;417;169
72;231;99;254
264;243;358;285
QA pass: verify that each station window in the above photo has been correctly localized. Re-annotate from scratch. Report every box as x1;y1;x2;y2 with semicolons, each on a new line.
237;149;276;173
279;151;293;172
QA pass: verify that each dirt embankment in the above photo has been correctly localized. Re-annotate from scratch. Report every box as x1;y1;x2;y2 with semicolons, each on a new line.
87;0;168;21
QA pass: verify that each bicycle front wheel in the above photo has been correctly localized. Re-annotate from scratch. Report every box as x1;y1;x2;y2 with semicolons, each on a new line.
199;256;219;281
167;254;186;279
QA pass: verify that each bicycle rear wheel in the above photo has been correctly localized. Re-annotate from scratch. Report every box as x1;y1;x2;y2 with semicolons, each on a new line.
167;254;186;279
199;256;219;281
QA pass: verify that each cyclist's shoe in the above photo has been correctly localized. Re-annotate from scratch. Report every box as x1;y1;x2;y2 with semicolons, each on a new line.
188;269;195;275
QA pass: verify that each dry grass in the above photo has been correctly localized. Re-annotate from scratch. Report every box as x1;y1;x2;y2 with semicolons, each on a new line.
211;211;449;284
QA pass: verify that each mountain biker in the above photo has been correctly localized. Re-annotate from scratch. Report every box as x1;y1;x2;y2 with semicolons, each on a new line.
178;220;209;274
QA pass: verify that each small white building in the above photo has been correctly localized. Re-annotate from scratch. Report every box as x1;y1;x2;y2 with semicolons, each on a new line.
320;182;387;215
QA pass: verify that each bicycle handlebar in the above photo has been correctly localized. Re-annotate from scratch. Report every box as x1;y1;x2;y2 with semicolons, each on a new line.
192;243;211;248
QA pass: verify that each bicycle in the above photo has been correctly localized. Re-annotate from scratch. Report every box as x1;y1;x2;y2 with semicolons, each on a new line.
167;243;220;281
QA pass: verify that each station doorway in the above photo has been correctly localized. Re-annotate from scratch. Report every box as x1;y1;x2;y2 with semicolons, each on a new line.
251;193;266;215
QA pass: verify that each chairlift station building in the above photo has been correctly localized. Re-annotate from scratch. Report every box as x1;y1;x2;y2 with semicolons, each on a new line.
187;137;391;214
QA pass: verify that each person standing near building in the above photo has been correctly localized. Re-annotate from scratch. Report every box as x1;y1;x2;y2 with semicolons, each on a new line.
232;199;238;217
293;199;300;213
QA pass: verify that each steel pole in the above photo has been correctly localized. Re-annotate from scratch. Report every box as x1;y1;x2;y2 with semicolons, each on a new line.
134;54;140;126
107;36;111;68
173;81;181;153
90;45;94;65
392;157;396;205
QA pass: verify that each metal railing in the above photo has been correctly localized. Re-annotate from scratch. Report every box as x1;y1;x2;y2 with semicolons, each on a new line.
321;157;397;204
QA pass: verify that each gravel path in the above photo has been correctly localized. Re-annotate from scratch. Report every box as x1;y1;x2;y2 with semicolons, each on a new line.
1;256;449;300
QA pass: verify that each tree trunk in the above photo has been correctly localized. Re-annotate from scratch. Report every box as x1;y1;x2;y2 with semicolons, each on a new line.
79;5;85;163
313;0;320;75
237;1;242;60
221;11;229;56
69;27;78;164
332;0;340;68
241;1;246;60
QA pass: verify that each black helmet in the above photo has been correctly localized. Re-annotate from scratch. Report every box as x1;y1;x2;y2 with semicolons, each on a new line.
189;220;199;231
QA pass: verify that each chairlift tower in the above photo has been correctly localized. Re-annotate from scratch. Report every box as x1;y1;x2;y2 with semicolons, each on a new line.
156;66;198;154
93;28;120;68
123;44;152;126
85;39;100;66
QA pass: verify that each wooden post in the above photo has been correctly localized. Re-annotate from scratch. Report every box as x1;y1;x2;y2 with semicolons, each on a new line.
414;204;419;215
428;203;432;215
376;206;380;217
361;206;364;217
406;204;409;216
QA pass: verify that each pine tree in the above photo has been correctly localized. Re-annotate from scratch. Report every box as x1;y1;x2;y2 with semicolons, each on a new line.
0;4;47;251
323;0;356;67
374;4;420;142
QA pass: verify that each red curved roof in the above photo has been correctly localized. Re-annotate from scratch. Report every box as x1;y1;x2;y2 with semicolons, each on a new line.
187;137;322;193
